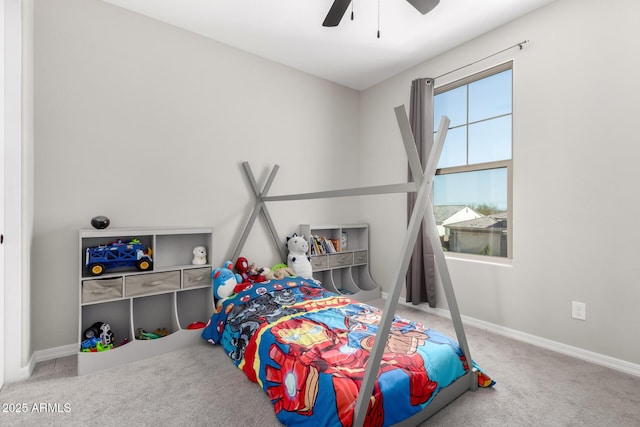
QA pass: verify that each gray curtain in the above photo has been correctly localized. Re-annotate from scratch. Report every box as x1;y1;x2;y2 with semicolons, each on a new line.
405;78;436;307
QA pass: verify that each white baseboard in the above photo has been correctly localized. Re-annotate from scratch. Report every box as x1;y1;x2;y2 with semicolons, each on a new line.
33;343;78;364
381;292;640;378
4;360;33;384
3;344;77;384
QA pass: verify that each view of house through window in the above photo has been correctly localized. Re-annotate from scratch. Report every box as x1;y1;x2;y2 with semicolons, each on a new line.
433;62;512;258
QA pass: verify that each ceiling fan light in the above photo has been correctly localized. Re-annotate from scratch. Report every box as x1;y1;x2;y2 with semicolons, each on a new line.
407;0;440;15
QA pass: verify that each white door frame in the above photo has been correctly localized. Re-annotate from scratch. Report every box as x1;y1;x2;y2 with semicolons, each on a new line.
3;0;27;385
1;0;7;390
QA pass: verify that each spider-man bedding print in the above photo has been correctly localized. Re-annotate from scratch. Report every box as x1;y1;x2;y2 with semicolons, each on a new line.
202;278;493;427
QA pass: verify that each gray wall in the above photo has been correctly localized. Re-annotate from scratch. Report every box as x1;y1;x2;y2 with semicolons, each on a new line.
31;0;640;370
32;0;361;351
359;0;640;366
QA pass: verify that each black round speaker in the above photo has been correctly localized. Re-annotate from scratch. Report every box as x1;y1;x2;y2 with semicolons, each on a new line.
91;215;110;229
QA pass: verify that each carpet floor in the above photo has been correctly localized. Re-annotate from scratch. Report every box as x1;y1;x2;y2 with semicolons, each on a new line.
1;298;638;426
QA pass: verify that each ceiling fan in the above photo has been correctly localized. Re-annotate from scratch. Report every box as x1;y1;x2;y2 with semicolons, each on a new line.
323;0;440;27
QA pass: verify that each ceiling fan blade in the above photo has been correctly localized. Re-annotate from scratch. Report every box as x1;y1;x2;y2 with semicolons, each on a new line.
406;0;440;15
323;0;352;27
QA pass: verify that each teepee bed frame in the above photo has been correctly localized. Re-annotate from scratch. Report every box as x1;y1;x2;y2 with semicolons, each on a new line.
229;105;479;427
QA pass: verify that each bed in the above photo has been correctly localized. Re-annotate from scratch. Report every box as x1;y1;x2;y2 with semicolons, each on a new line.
202;277;493;427
205;105;494;426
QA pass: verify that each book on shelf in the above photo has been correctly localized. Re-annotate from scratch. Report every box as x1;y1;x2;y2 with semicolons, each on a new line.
310;235;323;255
309;235;339;255
319;237;329;254
323;237;337;253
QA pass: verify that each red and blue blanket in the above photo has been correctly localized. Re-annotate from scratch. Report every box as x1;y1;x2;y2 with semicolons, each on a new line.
202;278;493;427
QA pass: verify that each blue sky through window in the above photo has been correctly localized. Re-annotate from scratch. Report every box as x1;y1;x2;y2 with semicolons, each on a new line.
434;168;508;211
433;69;512;213
434;69;512;169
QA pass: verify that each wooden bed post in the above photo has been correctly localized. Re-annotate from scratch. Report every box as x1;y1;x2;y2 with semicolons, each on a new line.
232;106;477;427
352;109;461;427
424;200;476;387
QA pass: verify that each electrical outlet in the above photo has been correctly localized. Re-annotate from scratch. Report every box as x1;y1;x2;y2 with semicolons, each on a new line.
572;301;586;320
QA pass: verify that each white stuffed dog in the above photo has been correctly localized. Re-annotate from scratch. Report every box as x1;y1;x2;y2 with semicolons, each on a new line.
192;246;207;265
286;234;313;279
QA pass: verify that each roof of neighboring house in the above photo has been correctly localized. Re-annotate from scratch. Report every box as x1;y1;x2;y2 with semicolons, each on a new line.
491;212;508;220
433;205;469;224
445;215;507;231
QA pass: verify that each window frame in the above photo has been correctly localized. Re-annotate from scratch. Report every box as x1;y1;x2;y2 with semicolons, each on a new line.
434;61;513;260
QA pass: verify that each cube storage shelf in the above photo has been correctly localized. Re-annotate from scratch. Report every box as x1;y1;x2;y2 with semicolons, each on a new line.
78;227;214;375
300;224;380;301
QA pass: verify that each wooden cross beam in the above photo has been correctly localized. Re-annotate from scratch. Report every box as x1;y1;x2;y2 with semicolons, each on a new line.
230;163;287;263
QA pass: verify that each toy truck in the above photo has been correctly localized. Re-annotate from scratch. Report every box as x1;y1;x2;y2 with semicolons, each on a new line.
85;239;153;276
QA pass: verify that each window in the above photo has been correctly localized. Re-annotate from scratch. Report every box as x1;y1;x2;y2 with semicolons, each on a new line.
433;62;512;258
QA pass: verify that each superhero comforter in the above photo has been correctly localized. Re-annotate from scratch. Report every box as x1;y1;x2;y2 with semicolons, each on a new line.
202;278;493;427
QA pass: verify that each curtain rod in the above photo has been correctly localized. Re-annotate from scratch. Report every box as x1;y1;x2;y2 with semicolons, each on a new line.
432;39;529;81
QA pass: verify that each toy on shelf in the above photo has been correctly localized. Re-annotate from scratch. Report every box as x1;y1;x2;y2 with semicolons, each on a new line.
80;321;115;352
85;239;153;276
82;321;115;345
286;233;313;279
81;337;113;352
136;328;169;340
187;321;206;330
192;246;207;265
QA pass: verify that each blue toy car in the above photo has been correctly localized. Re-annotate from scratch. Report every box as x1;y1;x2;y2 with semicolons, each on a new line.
85;239;153;276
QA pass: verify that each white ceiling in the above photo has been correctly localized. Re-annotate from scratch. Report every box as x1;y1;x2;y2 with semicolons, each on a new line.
102;0;556;90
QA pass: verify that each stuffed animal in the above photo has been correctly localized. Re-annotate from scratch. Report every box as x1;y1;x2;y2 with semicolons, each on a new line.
248;262;266;283
271;262;295;280
192;246;207;265
234;257;253;285
235;256;269;287
211;260;241;302
286;233;313;279
260;265;290;281
259;267;276;281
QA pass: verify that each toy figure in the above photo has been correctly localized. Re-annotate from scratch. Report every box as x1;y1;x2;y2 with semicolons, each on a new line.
80;337;113;352
261;263;296;280
212;261;243;304
234;257;253;285
248;263;266;283
286;234;313;279
192;246;207;265
85;240;152;276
